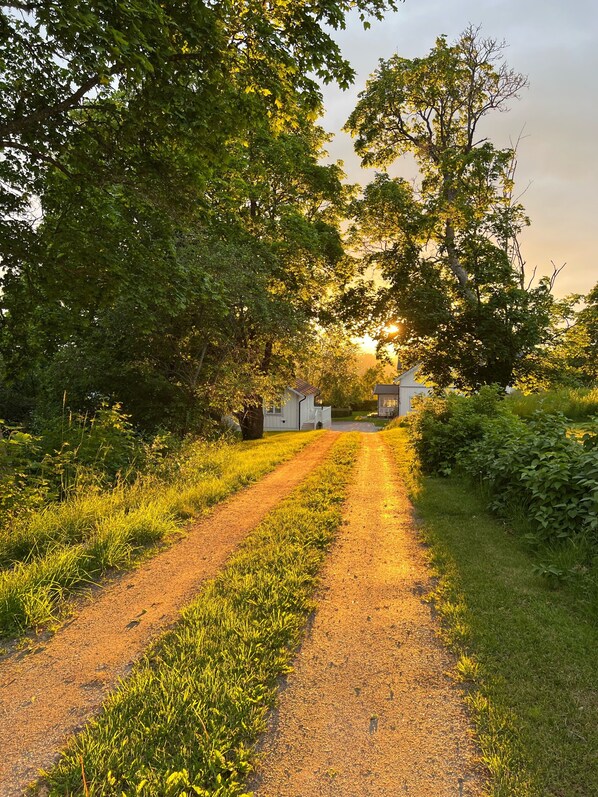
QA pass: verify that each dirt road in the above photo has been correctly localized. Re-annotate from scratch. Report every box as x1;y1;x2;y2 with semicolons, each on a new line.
251;433;484;796
0;433;337;797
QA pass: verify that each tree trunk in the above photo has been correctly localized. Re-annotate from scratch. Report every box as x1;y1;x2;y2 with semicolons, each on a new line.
236;401;264;440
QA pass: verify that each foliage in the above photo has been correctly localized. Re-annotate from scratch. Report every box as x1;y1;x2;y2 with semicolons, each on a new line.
38;403;146;492
0;0;396;249
0;431;318;638
0;403;147;531
1;113;352;438
0;422;48;522
461;413;598;546
37;434;358;796
1;0;397;440
505;387;598;421
344;27;555;390
518;282;598;390
407;386;509;475
301;327;392;408
406;390;598;550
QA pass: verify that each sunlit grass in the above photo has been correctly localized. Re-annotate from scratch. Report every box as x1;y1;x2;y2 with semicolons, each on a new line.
36;434;359;796
384;428;598;797
0;432;320;638
506;387;598;420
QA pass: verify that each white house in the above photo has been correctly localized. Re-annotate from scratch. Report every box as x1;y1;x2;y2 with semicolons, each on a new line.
373;365;431;417
263;378;332;431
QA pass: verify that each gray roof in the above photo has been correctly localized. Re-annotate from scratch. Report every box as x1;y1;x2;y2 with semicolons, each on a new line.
373;384;400;395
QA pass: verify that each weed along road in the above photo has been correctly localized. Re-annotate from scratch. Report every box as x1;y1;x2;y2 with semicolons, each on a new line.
1;431;484;796
0;434;337;797
250;433;484;797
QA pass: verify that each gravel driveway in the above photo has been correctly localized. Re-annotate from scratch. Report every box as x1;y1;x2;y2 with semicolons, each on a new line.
331;421;380;433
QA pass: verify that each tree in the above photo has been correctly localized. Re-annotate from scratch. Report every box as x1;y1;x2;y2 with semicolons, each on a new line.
344;27;555;390
300;327;392;408
1;0;398;436
518;283;598;390
0;107;351;437
0;0;396;258
201;117;352;439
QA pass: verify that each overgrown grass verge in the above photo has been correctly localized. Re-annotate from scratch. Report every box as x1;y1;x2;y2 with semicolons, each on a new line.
505;387;598;420
35;433;359;797
384;428;598;797
0;431;320;639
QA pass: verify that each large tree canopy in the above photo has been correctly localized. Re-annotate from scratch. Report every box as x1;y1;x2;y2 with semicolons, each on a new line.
0;0;397;279
1;0;398;435
344;27;555;390
0;0;395;205
1;112;350;435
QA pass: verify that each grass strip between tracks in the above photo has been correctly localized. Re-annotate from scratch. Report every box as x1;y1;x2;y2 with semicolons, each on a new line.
37;433;359;797
384;427;598;797
0;431;321;640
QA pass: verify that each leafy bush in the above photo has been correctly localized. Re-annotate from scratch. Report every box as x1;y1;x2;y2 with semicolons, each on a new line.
406;389;598;561
0;404;156;533
351;399;378;412
331;407;352;418
461;413;598;545
407;386;509;475
0;422;49;522
37;403;147;494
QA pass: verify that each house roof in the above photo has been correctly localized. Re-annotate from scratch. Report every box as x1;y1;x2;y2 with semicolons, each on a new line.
373;384;401;395
393;364;426;385
291;378;320;396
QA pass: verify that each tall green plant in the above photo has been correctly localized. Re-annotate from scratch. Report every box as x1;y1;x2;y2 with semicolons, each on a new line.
344;27;555;390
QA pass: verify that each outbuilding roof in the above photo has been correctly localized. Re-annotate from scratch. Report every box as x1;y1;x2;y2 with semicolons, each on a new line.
373;384;401;395
291;378;320;396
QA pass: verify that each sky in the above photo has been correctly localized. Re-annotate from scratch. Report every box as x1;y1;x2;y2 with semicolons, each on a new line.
320;0;598;300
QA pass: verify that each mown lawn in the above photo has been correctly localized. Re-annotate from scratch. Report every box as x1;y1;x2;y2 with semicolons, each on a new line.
384;428;598;797
333;410;390;427
37;434;359;796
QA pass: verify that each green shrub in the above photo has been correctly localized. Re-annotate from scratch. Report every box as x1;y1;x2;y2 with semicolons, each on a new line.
37;403;147;495
0;404;161;536
406;389;598;553
351;399;378;412
0;422;50;524
461;413;598;546
331;407;352;418
407;386;509;475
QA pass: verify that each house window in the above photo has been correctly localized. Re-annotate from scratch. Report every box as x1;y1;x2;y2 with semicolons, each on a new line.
265;404;282;414
381;397;398;409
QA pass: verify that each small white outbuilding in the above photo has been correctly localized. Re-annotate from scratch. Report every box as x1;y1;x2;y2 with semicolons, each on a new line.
373;365;431;417
263;379;332;431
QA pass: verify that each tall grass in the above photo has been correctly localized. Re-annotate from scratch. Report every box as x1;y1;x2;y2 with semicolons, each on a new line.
37;434;359;797
0;432;320;638
506;387;598;420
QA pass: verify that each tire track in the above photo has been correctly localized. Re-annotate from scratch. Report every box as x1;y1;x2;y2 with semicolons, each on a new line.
0;432;338;797
251;433;485;797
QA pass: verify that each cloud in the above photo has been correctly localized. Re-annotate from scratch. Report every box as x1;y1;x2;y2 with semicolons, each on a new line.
320;0;598;295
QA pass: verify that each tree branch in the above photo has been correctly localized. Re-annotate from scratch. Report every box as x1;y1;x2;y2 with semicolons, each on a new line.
0;139;73;176
0;68;117;138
